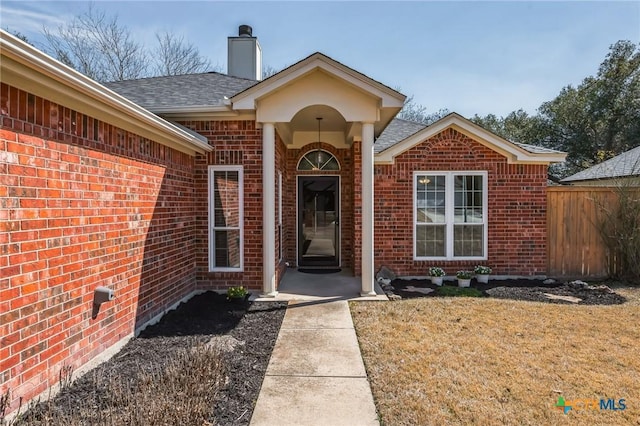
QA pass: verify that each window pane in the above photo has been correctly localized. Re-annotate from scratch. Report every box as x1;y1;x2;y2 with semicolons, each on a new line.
416;225;446;257
454;175;483;224
454;225;484;257
323;157;340;170
210;167;243;271
298;150;340;171
214;171;239;227
298;158;314;170
214;230;241;268
416;175;445;223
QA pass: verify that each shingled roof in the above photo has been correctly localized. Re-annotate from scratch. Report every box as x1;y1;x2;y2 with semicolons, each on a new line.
374;118;426;153
105;72;257;110
562;145;640;183
105;70;563;162
374;114;565;158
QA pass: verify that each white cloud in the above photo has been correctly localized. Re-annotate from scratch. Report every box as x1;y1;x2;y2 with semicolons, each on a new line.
1;4;67;33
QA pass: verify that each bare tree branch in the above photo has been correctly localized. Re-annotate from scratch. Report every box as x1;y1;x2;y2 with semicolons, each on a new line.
154;31;212;76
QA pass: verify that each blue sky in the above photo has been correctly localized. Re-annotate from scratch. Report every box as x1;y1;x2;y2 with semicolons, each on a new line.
1;1;639;117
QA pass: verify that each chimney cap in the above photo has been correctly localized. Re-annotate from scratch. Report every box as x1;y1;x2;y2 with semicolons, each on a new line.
238;25;253;37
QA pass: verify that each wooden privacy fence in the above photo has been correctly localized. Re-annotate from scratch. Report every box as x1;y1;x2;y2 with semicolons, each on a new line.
547;186;621;278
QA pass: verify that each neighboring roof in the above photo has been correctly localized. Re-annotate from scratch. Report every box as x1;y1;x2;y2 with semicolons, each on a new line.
561;145;640;182
375;113;567;165
105;72;257;112
0;30;211;155
374;118;426;154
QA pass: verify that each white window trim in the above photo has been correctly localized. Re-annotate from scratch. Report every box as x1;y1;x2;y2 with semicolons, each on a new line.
413;171;488;261
278;171;283;262
208;165;244;272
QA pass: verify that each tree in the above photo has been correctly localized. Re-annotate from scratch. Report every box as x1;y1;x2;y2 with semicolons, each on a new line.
470;41;640;178
43;5;147;82
539;41;640;174
398;94;449;125
42;5;213;81
154;31;211;76
471;109;548;146
262;65;281;79
5;29;31;44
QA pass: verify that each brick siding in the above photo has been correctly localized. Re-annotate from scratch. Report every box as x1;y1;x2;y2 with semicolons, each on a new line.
373;128;548;276
0;83;197;413
0;84;551;415
184;120;266;291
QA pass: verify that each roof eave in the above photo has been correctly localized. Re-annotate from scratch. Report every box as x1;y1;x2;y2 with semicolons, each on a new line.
230;52;406;111
150;104;257;121
0;30;212;155
375;113;567;165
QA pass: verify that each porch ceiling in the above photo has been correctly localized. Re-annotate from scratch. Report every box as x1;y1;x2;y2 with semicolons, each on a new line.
278;105;353;149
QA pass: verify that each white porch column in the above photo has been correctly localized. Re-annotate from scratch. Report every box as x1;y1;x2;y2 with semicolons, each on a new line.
262;122;278;296
361;122;376;296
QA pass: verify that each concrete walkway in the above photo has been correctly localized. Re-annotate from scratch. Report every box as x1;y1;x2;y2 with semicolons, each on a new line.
250;299;379;425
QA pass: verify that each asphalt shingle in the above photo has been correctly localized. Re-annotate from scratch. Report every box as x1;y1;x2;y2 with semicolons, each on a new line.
562;145;640;182
105;72;257;110
374;118;426;153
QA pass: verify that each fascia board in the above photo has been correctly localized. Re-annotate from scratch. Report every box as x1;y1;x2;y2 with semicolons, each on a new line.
375;114;566;165
1;31;211;155
231;54;405;111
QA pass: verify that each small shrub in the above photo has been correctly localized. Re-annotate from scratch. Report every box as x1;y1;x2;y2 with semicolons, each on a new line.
456;270;472;279
593;182;640;283
227;286;248;299
428;267;445;277
474;265;492;275
436;286;483;297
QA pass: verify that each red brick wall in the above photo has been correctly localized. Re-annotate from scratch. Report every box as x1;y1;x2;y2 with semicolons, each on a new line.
185;120;265;291
284;142;354;270
374;128;548;276
352;141;362;275
0;83;197;414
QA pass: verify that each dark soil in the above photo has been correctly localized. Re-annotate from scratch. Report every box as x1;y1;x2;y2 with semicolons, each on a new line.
16;292;287;426
390;278;627;305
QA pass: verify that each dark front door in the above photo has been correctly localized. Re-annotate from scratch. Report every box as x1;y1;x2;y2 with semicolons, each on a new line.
298;176;339;267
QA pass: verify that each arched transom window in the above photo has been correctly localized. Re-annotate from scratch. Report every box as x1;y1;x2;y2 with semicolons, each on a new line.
297;150;340;171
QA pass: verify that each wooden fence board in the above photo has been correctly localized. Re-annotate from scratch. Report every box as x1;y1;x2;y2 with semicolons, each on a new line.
547;187;618;278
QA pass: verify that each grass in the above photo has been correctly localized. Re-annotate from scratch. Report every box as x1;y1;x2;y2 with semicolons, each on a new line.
435;285;483;298
351;285;640;425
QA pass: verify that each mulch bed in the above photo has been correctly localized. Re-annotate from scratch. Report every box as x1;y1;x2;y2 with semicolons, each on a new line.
389;278;627;305
16;292;287;426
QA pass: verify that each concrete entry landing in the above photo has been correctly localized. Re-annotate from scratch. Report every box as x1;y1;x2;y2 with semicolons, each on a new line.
255;268;388;301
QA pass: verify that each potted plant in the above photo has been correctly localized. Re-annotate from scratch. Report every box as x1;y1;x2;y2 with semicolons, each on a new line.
227;286;250;304
474;265;492;284
456;270;472;287
428;267;445;286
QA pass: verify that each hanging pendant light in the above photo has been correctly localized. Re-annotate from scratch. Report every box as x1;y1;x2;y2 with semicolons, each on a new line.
315;117;323;170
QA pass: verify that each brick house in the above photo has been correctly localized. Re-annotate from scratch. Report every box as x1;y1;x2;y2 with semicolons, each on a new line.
0;27;565;412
